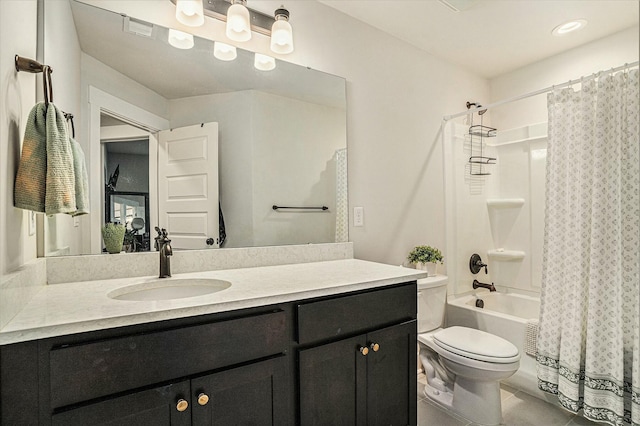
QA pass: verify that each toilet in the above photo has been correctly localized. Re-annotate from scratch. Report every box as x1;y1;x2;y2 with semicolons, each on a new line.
417;277;520;426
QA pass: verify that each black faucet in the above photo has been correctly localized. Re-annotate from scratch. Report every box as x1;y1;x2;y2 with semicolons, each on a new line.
155;227;172;278
473;279;496;292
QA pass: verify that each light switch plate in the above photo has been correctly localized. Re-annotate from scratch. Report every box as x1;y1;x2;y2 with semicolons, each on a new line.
353;206;364;227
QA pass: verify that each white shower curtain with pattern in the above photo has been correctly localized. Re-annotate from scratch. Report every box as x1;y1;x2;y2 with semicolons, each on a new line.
537;68;639;426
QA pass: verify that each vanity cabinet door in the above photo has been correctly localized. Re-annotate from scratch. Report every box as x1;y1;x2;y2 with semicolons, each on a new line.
51;380;191;426
299;335;368;426
191;356;288;426
298;320;417;426
366;320;417;426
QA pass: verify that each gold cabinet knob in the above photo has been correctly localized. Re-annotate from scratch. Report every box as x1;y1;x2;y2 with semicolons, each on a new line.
359;346;369;356
370;342;380;352
176;399;189;412
197;393;210;406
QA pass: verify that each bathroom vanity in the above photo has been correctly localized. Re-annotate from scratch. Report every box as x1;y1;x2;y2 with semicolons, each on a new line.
0;259;422;425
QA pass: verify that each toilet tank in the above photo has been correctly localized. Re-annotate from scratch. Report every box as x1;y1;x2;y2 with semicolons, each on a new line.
417;276;448;333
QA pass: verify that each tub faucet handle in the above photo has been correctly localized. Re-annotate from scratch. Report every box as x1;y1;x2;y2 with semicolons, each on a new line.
469;253;488;274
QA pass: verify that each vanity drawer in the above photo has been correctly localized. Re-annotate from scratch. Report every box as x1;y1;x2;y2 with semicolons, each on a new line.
49;310;286;409
297;282;416;345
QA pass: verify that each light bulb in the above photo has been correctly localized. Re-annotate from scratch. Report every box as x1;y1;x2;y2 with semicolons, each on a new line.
226;2;251;42
254;53;276;71
168;29;194;49
214;42;237;61
175;0;204;27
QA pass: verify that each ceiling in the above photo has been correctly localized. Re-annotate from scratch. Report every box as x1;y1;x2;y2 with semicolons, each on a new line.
316;0;639;78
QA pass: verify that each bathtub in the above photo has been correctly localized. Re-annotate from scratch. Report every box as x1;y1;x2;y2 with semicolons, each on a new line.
446;292;545;399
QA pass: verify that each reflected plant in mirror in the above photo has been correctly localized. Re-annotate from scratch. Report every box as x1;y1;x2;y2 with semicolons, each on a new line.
43;0;348;256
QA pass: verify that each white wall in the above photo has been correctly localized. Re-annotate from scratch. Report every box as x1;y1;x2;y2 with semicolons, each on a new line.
42;0;83;256
251;91;344;247
490;26;639;131
1;0;38;274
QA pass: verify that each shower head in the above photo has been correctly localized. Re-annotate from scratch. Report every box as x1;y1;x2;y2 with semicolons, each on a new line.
466;101;487;115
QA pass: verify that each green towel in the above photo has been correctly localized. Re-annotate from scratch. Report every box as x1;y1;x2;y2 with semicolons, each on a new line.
14;102;79;215
44;104;76;215
69;136;89;216
14;103;48;212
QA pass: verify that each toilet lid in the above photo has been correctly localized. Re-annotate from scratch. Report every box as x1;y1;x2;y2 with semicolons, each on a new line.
433;326;519;363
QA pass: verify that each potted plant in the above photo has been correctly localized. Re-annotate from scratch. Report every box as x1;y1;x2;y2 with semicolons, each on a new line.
123;228;138;252
101;222;126;254
407;245;444;276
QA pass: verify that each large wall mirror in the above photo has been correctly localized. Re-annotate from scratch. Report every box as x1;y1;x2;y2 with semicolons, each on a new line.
43;0;348;256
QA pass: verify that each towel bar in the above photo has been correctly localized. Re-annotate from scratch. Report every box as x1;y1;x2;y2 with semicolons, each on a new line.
272;205;329;211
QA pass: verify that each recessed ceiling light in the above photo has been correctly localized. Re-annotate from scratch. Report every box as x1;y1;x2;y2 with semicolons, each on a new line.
552;19;587;36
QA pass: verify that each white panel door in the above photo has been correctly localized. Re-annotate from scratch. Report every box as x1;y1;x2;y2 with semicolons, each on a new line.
158;122;219;249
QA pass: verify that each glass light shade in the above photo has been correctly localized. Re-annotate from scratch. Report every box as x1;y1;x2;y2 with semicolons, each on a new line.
175;0;204;27
254;53;276;71
270;19;294;54
214;42;237;61
168;29;194;49
226;3;251;42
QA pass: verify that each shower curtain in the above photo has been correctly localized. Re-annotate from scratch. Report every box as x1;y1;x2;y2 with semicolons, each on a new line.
537;68;639;426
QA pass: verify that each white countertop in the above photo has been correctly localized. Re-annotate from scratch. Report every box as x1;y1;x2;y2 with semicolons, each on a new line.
0;259;427;345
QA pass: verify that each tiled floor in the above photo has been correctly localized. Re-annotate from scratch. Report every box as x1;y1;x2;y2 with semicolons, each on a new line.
417;374;599;426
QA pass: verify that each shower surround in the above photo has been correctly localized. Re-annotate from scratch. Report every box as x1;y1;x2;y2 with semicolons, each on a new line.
443;121;548;298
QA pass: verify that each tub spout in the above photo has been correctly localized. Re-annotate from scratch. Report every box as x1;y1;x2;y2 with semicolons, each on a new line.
473;279;496;292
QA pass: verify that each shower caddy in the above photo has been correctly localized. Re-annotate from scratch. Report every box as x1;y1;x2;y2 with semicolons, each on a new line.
466;101;496;175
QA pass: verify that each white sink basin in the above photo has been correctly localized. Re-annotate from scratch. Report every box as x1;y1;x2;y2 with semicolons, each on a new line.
108;278;232;301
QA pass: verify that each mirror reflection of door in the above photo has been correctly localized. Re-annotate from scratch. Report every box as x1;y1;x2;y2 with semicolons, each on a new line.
101;114;156;252
158;122;219;250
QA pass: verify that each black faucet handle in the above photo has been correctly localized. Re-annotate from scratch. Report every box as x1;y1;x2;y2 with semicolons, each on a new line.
469;253;488;274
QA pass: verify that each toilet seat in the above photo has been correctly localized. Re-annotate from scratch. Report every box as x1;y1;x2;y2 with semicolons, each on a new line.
418;327;520;366
433;326;519;364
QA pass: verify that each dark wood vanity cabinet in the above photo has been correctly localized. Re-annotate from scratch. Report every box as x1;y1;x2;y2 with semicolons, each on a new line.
298;321;416;426
297;283;417;426
0;281;416;425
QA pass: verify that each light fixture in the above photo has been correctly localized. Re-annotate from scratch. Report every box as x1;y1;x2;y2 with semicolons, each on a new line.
170;0;295;55
214;42;237;61
168;29;194;49
552;19;587;36
226;0;252;42
175;0;204;27
270;7;293;54
254;53;276;71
